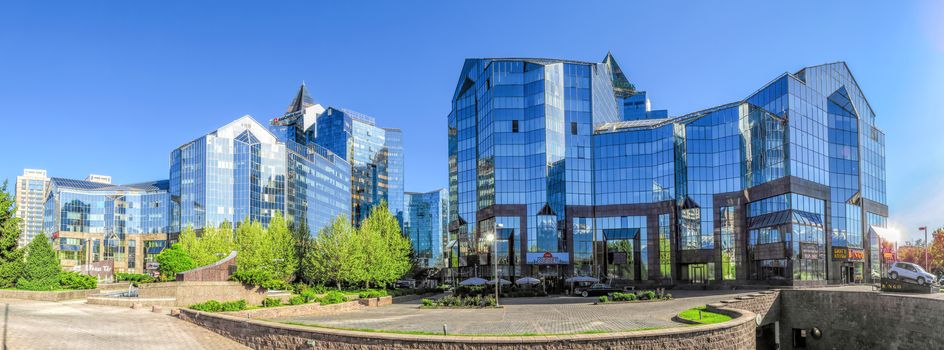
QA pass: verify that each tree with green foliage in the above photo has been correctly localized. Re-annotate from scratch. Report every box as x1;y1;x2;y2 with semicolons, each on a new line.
0;181;24;288
232;212;298;285
17;233;61;291
179;222;236;266
155;243;196;280
290;220;312;284
303;215;363;289
360;202;412;288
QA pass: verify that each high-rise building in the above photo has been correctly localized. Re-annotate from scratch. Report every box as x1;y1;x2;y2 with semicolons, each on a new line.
43;177;170;273
448;54;886;287
169;85;352;239
315;107;404;226
271;84;351;234
404;189;448;269
170;116;288;237
14;169;49;247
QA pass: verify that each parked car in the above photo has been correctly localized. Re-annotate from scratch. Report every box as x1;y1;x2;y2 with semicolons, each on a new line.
394;279;416;289
575;283;621;297
887;262;936;285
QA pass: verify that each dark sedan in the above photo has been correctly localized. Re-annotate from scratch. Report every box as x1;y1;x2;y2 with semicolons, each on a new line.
576;283;621;297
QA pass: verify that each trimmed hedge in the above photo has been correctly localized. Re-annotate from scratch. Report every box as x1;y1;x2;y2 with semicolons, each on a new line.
189;299;248;312
58;271;97;290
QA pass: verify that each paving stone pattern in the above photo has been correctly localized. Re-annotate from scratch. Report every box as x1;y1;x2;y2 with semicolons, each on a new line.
275;290;751;335
0;299;248;350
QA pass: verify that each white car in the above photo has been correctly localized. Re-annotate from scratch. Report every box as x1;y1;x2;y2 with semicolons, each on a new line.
887;262;936;285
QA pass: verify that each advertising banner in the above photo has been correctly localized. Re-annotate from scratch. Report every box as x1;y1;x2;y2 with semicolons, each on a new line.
526;252;569;265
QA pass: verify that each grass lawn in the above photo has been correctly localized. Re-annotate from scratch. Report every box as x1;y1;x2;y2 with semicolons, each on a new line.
677;306;732;324
280;322;664;337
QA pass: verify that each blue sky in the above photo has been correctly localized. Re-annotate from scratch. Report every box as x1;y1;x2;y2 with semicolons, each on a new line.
1;1;941;241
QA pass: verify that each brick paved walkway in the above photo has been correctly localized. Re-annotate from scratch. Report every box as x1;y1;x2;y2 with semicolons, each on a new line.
0;299;248;350
275;289;753;335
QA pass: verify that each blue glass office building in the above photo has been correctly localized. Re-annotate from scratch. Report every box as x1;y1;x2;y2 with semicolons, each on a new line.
43;177;170;273
170;86;352;239
315;107;404;226
404;189;449;270
448;54;886;287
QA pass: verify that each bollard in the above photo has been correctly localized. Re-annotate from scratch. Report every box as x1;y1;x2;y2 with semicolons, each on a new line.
443;324;448;335
131;303;143;309
698;310;703;320
170;308;180;316
152;305;162;313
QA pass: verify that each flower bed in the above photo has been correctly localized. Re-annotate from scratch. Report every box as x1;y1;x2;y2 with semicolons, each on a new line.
596;289;673;304
420;295;497;308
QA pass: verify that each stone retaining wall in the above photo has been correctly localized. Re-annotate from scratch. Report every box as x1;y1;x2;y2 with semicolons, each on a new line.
180;306;756;350
706;290;780;325
222;296;392;319
0;289;98;301
778;289;944;349
137;281;277;307
177;251;237;282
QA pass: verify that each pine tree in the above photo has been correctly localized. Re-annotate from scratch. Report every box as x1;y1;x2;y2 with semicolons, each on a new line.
17;233;61;291
0;181;24;288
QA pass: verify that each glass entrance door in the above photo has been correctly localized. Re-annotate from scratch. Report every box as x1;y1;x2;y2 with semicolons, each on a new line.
690;264;707;284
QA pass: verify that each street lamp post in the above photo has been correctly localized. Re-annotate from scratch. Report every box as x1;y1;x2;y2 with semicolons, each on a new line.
489;222;504;307
920;226;929;271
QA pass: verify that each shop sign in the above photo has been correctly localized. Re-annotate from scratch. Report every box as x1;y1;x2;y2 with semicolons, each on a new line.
71;259;114;280
848;248;865;261
832;247;865;261
146;262;160;270
800;243;822;260
526;252;569;265
832;247;849;260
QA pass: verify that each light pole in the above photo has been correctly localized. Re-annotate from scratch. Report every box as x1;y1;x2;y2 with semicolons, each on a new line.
489;222;503;307
920;226;929;271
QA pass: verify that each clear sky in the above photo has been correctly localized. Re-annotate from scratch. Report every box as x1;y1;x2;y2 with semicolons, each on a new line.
1;1;941;241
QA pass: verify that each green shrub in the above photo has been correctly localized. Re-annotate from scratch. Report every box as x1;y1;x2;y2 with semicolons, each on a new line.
610;292;636;302
58;271;97;290
421;298;434;306
311;284;327;294
598;295;609;303
16;234;61;291
358;289;388;298
642;290;656;300
190;300;223;312
289;295;306;305
262;297;282;307
220;300;247;311
320;290;346;305
115;272;155;284
260;279;289;291
300;289;317;302
663;293;673;300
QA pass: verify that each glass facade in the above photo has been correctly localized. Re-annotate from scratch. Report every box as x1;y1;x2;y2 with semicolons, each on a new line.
315;107;404;226
404;189;449;269
171;113;351;238
43;177;170;273
170;116;287;235
449;55;886;286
